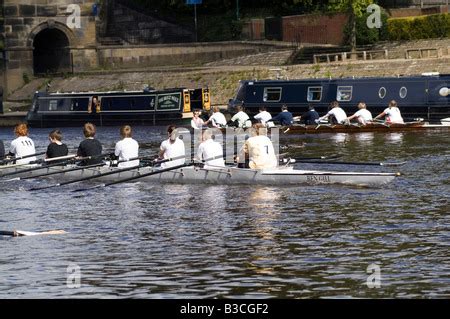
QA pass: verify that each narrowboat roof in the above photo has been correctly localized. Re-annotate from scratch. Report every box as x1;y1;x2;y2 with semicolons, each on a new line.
35;88;189;97
242;73;450;84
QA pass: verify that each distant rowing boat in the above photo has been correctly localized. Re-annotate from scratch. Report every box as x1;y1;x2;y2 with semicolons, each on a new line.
212;121;450;134
0;164;399;187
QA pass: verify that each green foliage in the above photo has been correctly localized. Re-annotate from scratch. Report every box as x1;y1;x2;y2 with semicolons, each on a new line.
387;13;450;41
328;0;374;17
343;10;389;45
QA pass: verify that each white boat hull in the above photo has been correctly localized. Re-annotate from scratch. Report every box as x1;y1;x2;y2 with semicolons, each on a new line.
1;165;398;186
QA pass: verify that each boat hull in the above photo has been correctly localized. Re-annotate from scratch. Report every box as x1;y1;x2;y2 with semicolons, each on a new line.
0;165;398;187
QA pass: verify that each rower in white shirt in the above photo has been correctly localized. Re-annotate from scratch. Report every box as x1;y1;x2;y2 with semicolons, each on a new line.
241;123;278;169
196;129;225;167
254;106;273;126
347;102;373;125
114;125;139;168
205;106;227;128
374;100;404;124
9;123;36;164
158;125;186;168
230;105;252;128
318;101;348;124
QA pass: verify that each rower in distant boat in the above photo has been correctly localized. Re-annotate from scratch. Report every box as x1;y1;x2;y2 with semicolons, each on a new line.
77;122;103;166
114;125;139;168
230;105;252;128
242;123;278;169
374;100;404;124
294;104;320;125
205;106;227;128
318;101;348;124
254;106;273;127
191;109;205;130
158;125;186;168
196;129;225;168
347;102;373;125
46;129;69;162
8;123;36;164
270;105;294;126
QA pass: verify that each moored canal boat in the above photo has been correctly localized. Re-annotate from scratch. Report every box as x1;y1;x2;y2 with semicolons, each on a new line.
26;87;211;127
228;73;450;123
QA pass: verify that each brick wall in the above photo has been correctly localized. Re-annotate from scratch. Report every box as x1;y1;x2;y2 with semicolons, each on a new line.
282;13;349;45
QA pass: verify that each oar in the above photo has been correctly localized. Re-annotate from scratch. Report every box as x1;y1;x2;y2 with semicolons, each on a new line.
0;153;109;179
4;162;106;182
85;163;191;190
292;159;407;166
280;155;342;162
7;154;156;182
30;155;187;191
0;151;46;165
78;155;224;191
0;230;66;237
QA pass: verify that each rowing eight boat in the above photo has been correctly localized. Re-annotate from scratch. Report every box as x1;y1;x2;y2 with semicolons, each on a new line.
0;164;399;187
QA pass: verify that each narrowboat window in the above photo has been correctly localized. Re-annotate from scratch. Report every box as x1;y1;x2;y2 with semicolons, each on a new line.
399;87;407;99
263;87;282;102
336;86;353;102
307;87;322;102
71;99;78;111
379;87;386;99
49;100;58;111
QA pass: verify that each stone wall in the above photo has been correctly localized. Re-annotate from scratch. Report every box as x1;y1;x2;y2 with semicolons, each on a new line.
3;0;99;94
97;41;294;69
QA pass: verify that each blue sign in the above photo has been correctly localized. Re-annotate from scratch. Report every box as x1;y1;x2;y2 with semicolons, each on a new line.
186;0;202;4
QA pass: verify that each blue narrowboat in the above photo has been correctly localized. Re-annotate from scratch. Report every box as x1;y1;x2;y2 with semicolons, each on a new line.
26;88;211;127
227;73;450;123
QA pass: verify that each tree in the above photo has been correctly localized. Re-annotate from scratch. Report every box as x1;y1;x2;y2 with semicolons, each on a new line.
328;0;374;52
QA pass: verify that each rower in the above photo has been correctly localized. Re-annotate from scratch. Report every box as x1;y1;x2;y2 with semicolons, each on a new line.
318;101;348;124
254;106;273;127
205;106;227;128
347;102;373;125
46;129;69;162
191;109;205;130
230;104;252;128
242;123;278;169
196;129;225;167
114;125;139;168
8;123;37;164
77;122;103;166
295;104;320;125
374;100;404;124
270;105;294;126
158;125;185;169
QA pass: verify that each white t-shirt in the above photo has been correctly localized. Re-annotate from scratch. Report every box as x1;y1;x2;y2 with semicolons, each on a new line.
160;137;186;168
191;117;204;129
384;107;404;124
254;111;272;125
10;136;36;164
231;111;252;128
353;109;373;124
245;135;278;169
327;107;348;124
115;137;139;168
197;139;225;167
209;112;227;127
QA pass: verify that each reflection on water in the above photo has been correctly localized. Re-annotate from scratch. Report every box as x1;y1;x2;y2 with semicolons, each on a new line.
0;127;449;298
384;132;404;144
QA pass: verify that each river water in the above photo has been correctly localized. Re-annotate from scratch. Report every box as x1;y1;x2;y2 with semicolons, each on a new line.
0;126;448;298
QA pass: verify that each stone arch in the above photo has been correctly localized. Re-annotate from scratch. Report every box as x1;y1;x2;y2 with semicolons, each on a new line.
29;21;75;75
